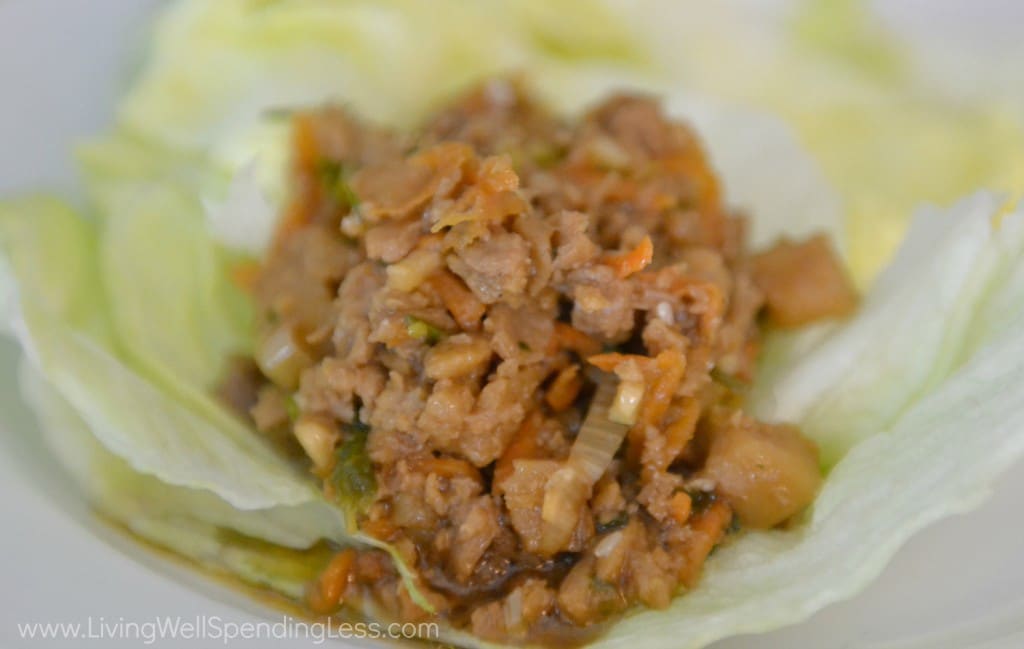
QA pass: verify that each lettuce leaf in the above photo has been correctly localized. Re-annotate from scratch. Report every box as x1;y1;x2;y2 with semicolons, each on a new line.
78;134;251;386
21;359;336;597
0;195;436;610
0;197;314;510
19;359;345;551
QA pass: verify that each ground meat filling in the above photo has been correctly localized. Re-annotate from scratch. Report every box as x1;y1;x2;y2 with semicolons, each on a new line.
232;79;856;644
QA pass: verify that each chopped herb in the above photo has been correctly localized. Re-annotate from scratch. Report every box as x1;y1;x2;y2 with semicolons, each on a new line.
284;394;300;422
517;341;531;351
595;511;629;534
330;422;376;509
404;315;446;345
727;515;741;535
317;161;360;208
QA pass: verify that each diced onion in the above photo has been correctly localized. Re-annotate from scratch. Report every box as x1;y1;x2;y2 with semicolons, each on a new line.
387;248;442;292
655;301;674;324
256;324;314;390
405;315;446;345
570;376;631;484
609;379;644;426
542;465;586;524
503;587;524;631
294;415;339;473
593;529;625;558
539;374;629;554
539;464;588;555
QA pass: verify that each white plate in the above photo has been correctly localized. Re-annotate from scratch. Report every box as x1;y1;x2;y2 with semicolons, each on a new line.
2;1;1023;647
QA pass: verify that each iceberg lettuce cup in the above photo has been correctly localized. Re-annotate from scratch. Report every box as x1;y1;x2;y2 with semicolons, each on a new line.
3;2;1024;648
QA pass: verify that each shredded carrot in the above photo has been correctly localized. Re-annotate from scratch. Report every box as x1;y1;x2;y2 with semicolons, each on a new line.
414;456;482;483
636;349;686;429
308;548;356;615
661;397;700;471
230;261;261;292
494;412;541;487
429;270;486;331
633;271;725;339
553;322;602;357
678;500;732;588
546;365;583;413
628;348;686;466
604;235;653;278
669;491;693;525
586;352;649;373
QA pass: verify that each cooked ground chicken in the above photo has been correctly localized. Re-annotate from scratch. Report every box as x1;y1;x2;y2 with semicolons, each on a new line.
226;79;855;645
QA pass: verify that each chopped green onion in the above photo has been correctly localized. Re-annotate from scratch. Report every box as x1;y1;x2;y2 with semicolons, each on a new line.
317;161;360;208
330;422;376;510
404;315;445;345
284;394;300;421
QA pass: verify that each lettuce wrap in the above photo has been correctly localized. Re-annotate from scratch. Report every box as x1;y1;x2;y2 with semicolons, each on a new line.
3;1;1024;647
